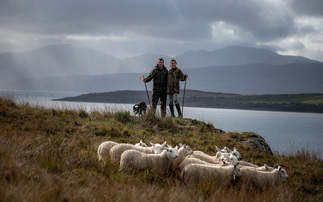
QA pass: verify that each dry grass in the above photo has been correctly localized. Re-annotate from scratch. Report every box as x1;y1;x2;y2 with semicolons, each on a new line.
0;97;322;202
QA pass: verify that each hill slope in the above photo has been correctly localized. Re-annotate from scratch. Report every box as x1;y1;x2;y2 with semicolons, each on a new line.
1;97;322;201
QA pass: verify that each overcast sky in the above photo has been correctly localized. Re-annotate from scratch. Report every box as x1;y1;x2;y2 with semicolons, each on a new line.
1;0;323;61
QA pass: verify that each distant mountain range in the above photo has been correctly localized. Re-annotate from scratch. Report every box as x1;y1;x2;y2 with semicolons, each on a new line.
1;44;322;94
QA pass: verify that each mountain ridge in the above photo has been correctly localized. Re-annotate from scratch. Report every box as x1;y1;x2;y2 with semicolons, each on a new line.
1;44;322;94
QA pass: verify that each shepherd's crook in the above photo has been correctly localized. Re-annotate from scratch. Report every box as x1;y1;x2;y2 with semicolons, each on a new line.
139;75;151;106
182;77;187;115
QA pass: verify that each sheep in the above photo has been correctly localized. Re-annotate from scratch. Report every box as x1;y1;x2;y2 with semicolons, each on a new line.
152;141;167;154
215;146;228;160
239;160;259;168
119;146;178;175
220;153;240;165
97;141;118;162
171;144;193;175
188;150;239;165
187;151;221;164
239;166;289;190
135;140;148;147
97;140;150;162
240;164;275;172
226;147;243;160
255;164;275;172
180;164;242;185
178;158;211;171
109;141;166;164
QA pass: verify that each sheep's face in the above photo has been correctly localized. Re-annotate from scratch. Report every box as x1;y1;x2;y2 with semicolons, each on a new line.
183;145;193;155
232;148;242;160
166;148;178;159
220;153;228;161
154;145;165;154
222;154;239;165
278;166;289;183
226;147;242;161
233;165;242;180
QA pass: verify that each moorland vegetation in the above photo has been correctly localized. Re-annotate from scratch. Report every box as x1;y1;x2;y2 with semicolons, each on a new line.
0;97;322;201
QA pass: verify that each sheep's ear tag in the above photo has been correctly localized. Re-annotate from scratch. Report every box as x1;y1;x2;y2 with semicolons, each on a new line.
265;166;268;170
184;145;186;149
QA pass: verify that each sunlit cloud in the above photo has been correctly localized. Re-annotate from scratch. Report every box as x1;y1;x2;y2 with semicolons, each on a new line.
211;21;238;41
64;34;130;42
256;16;323;61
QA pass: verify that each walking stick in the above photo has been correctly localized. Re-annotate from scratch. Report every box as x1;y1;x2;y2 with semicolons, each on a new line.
139;75;151;106
182;77;187;115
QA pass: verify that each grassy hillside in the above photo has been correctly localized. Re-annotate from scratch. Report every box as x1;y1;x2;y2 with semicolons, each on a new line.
57;90;323;113
0;97;322;201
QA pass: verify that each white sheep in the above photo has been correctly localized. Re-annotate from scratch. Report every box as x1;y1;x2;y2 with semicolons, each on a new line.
187;151;221;164
109;141;166;164
171;144;193;175
119;146;178;175
152;141;167;154
178;158;211;171
240;164;275;172
226;147;243;160
220;153;240;165
239;160;259;168
97;141;118;162
215;146;228;160
180;164;242;185
255;164;275;172
135;140;148;147
97;140;150;162
188;150;239;165
239;166;289;189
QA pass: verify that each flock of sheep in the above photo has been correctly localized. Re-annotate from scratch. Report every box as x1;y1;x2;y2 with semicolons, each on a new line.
97;140;289;189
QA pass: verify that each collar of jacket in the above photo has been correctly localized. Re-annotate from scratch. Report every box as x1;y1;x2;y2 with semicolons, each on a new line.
170;67;178;72
155;65;167;71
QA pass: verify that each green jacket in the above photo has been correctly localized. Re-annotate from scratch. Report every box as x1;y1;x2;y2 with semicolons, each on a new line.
166;67;186;94
145;65;168;91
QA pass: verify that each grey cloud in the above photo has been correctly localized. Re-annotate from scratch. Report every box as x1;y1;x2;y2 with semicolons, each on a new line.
0;0;178;35
0;0;323;61
0;0;304;41
173;0;297;41
288;0;323;16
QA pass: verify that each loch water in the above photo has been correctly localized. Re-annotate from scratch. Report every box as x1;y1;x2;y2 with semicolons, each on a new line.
1;90;322;158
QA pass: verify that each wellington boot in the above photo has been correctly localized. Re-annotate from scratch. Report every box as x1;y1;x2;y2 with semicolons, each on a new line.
175;104;183;118
169;104;175;117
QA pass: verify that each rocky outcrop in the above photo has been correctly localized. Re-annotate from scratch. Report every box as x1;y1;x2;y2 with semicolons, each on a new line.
241;133;273;155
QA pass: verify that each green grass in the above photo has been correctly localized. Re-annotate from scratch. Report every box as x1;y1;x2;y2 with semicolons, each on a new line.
0;97;322;201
